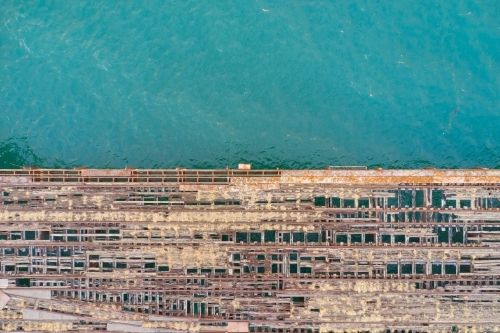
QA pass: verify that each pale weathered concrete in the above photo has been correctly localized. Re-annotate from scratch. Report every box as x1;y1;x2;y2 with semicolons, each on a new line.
6;289;51;300
0;279;9;288
107;322;177;333
23;308;78;320
0;290;11;309
227;321;249;332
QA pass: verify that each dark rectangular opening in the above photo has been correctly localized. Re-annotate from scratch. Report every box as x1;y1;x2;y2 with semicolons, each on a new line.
16;278;31;287
386;264;398;275
336;234;347;243
293;232;304;243
236;232;248;243
364;234;375;243
394;235;405;243
306;233;319;243
401;264;412;274
250;233;262;243
445;264;456;274
459;264;471;273
264;231;276;242
432;263;442;275
343;199;355;208
351;234;362;243
314;197;325;207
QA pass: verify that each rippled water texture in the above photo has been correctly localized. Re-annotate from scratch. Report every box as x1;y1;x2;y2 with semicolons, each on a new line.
1;1;499;169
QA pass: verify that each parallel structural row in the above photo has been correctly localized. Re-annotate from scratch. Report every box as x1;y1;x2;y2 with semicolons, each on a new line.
1;168;500;332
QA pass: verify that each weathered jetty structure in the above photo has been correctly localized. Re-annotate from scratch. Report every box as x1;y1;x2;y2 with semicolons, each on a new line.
1;166;500;332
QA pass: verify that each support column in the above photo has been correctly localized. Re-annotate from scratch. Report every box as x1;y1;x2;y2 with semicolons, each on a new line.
284;256;288;277
422;188;428;222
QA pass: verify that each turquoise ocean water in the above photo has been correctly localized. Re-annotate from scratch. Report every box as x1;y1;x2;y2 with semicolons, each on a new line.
1;1;499;169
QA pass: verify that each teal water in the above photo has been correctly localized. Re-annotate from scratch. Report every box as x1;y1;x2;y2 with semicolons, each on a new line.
1;1;499;169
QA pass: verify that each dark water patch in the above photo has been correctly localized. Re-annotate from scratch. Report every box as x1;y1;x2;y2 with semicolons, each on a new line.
0;137;46;169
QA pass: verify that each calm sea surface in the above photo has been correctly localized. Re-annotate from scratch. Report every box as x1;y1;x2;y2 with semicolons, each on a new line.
1;1;499;169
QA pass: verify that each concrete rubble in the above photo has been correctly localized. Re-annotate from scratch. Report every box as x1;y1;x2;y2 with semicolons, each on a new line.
0;167;500;332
